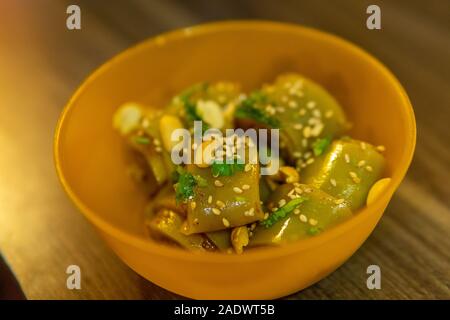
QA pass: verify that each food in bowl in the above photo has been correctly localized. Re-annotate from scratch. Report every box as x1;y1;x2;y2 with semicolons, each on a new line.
113;73;388;254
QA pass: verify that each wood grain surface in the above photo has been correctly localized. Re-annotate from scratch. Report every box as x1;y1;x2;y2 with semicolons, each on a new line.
0;0;448;299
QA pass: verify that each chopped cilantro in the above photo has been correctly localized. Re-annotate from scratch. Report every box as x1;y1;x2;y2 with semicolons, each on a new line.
307;226;322;236
211;160;245;177
133;136;150;145
312;137;331;156
174;167;197;203
234;91;280;128
178;83;209;132
261;197;307;228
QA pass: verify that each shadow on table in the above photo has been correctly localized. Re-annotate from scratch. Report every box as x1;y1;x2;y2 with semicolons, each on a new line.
0;255;26;300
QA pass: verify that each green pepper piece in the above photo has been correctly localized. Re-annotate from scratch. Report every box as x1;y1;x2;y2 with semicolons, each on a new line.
301;138;385;210
183;160;264;234
147;209;213;251
235;73;349;164
249;183;352;246
205;229;232;252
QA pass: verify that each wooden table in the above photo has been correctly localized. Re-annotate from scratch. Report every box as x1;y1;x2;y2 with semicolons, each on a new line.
0;0;448;299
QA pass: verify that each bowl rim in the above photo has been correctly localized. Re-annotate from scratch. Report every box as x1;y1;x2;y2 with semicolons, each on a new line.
54;20;416;263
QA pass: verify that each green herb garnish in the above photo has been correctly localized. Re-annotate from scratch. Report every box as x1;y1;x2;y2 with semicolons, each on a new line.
133;136;150;145
307;226;322;236
312;137;331;156
261;197;307;228
178;83;209;132
235;91;280;128
211;160;245;177
174;167;197;203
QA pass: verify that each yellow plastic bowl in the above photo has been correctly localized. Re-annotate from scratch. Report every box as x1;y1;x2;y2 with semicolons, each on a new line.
54;21;416;299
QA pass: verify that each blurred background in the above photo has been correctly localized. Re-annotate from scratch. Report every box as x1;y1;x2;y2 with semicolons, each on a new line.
0;0;448;299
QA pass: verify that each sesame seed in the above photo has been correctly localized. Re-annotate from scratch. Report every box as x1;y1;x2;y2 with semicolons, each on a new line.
358;160;366;167
153;138;161;146
299;214;308;222
335;198;345;205
193;218;199;224
309;218;318;226
302;138;308;147
216;200;225;209
303;126;311;138
303;151;312;159
212;208;221;215
377;145;386;152
190;201;197;209
365;165;373;172
325;110;334;118
349;171;361;183
299;108;307;116
306;158;315;165
312;109;321;118
289;88;302;96
266;105;276;115
247;208;255;216
207;195;213;204
293;151;302;159
276;106;285;113
295;187;303;194
155;147;162;153
307;101;316;109
233;187;243;194
222;218;230;227
214;180;224;187
360;142;367;150
288;100;298;108
294;208;300;215
242;184;250;190
309;118;318;125
244;164;251;172
271;207;278;212
330;178;337;187
293;123;303;130
304;187;313;193
310;123;324;136
344;153;350;163
264;213;269;220
142;118;150;128
278;199;286;207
